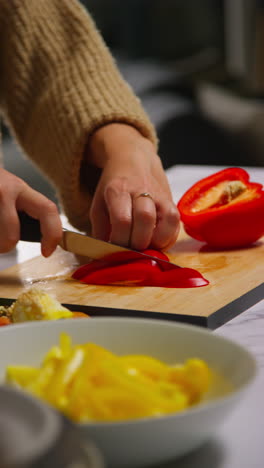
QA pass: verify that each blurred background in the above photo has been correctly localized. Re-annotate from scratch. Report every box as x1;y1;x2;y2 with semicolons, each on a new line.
1;0;264;204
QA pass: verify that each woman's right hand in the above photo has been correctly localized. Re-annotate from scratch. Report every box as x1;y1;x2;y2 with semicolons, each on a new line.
0;168;62;256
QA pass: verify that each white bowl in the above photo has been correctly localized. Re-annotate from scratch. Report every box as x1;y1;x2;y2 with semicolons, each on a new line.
0;318;256;468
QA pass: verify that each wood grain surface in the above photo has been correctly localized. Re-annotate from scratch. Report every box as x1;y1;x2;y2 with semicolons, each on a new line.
0;229;263;328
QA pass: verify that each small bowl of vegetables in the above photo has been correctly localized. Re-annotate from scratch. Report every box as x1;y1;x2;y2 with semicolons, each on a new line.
0;317;256;468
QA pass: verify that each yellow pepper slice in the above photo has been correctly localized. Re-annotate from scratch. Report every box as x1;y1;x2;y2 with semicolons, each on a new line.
5;334;212;422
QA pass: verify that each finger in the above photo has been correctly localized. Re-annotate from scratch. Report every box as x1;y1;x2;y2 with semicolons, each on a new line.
90;198;111;241
151;203;180;251
105;187;132;246
130;195;157;250
0;204;20;253
16;187;62;257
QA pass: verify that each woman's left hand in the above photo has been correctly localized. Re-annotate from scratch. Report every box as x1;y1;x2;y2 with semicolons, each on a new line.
86;123;180;251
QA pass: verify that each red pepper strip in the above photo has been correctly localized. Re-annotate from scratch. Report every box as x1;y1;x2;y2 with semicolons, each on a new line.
177;167;264;248
142;249;180;271
143;249;170;261
144;268;209;288
72;258;112;280
77;260;160;286
72;249;208;288
100;249;180;271
72;252;159;280
72;249;179;282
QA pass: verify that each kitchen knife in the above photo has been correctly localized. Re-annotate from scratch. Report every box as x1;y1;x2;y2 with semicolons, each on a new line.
18;211;179;269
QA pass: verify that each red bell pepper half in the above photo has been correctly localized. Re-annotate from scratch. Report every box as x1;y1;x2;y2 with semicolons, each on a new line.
177;167;264;248
72;250;209;288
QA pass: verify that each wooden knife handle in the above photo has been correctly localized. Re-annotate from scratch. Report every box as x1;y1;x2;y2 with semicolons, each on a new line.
18;211;42;242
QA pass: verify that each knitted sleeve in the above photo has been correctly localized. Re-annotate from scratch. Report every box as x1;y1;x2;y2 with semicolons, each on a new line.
0;0;157;232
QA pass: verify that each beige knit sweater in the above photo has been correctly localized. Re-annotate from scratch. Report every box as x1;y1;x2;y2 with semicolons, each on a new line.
0;0;156;232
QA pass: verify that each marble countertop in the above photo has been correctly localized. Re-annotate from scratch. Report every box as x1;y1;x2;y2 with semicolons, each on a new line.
0;165;263;468
165;165;264;468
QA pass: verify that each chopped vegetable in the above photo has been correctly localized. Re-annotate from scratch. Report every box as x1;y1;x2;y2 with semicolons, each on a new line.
72;249;209;288
71;311;90;319
0;316;11;326
9;288;73;322
0;288;89;326
177;167;264;248
6;333;212;422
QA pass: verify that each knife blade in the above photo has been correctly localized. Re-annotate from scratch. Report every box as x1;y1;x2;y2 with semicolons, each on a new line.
18;211;179;269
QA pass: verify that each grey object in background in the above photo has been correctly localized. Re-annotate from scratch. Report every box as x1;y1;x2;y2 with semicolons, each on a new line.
83;0;224;61
0;385;104;468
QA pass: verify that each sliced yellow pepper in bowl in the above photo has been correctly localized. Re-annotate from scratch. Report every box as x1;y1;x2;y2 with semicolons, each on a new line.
6;333;212;423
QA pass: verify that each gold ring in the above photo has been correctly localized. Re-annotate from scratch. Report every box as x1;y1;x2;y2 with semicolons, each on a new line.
136;192;154;201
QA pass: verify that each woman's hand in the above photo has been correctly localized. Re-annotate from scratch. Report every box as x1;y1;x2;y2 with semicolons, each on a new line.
0;168;62;256
87;124;180;251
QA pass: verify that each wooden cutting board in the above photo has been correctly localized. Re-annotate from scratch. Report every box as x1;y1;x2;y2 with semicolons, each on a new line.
0;228;263;329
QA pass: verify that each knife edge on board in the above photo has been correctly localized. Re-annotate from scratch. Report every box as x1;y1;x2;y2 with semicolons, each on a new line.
18;211;180;269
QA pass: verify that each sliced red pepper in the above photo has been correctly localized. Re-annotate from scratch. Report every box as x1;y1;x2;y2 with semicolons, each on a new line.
72;249;208;288
177;167;264;248
146;268;209;288
77;260;159;286
72;251;160;281
142;249;180;271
